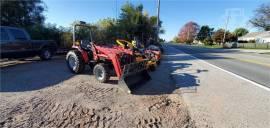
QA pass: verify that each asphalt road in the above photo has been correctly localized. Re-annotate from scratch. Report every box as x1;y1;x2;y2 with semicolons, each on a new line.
170;44;270;88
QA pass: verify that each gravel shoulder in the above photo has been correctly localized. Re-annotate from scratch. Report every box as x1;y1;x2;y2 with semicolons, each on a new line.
0;55;194;128
165;45;270;128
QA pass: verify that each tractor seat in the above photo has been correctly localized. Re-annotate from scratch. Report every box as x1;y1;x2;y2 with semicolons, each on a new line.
80;40;92;51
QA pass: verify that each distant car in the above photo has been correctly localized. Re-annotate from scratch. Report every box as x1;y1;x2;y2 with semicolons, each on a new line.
0;26;57;60
224;42;238;48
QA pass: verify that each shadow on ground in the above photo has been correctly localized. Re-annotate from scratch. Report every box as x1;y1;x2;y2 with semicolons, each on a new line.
133;45;211;95
0;57;88;92
133;60;208;95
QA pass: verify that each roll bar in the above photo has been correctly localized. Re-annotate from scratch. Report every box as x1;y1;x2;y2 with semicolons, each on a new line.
72;21;93;43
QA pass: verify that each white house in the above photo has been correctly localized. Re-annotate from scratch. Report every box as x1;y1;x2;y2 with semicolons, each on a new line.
238;31;270;43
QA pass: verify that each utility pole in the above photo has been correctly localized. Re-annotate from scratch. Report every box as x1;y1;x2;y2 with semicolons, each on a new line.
115;0;118;20
156;0;160;43
222;14;230;46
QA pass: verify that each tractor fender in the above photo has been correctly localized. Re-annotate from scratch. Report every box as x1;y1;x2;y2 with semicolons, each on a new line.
71;46;89;63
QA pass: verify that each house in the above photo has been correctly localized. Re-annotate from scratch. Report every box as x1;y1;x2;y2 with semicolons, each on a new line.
192;40;203;45
238;31;270;43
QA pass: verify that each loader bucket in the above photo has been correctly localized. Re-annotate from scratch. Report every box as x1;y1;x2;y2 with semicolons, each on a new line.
118;60;151;93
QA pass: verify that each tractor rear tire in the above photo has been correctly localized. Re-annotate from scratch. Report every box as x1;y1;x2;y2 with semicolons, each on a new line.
93;63;110;83
66;50;85;74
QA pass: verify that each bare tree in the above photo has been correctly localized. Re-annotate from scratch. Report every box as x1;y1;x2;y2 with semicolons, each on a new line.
250;3;270;31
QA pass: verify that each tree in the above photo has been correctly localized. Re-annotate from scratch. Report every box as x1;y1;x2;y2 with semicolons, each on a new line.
196;25;214;45
203;36;213;45
117;2;162;45
95;18;118;43
250;3;270;31
60;31;73;48
234;28;249;37
178;21;200;44
212;29;224;44
212;29;236;45
0;1;162;48
0;0;45;27
172;36;180;43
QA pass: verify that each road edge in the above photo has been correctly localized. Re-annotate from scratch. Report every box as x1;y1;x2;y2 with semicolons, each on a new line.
169;45;270;92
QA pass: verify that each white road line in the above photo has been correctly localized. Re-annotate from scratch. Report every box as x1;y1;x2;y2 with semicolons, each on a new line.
170;46;270;92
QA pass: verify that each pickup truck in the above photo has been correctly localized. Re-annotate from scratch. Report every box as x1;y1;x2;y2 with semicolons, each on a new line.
0;26;57;60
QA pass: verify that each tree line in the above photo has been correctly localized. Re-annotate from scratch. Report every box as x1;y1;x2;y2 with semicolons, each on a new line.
0;0;163;48
173;3;269;45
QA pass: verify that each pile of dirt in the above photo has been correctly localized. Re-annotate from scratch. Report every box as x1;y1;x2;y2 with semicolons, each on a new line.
0;80;195;128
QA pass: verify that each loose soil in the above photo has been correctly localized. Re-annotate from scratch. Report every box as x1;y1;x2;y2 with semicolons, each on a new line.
0;57;195;128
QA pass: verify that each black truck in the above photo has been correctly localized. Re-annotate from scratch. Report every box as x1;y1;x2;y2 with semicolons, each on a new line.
0;26;57;60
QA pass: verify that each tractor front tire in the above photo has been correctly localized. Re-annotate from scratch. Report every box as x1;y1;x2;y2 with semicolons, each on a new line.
66;50;85;74
93;63;110;83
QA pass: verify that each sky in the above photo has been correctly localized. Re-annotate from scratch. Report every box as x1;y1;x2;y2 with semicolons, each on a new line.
43;0;269;41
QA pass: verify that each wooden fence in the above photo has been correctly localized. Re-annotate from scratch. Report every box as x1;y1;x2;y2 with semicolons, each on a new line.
237;43;270;49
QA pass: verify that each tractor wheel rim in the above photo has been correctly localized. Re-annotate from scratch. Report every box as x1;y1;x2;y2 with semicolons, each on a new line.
96;69;104;80
44;50;51;59
68;56;77;70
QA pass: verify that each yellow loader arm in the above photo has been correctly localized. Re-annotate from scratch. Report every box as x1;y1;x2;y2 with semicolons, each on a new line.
116;39;135;49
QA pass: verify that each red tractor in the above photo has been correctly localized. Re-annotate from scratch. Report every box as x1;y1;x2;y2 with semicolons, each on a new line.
66;21;151;93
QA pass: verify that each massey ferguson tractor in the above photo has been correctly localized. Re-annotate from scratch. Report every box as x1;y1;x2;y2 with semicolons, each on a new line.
66;21;151;93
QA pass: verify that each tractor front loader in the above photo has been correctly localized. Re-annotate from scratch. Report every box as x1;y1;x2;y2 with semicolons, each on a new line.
115;39;161;71
66;21;151;93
